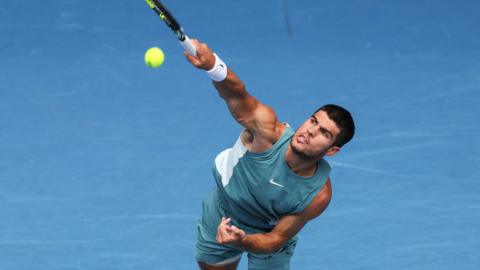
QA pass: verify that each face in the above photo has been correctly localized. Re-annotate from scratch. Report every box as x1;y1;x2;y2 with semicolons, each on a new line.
291;110;341;159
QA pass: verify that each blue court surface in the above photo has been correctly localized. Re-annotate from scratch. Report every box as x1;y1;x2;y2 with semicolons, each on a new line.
1;0;479;269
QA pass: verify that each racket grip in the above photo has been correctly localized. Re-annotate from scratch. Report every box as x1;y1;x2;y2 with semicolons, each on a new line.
180;35;197;56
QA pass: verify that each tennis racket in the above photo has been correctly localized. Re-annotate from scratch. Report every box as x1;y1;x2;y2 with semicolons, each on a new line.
145;0;197;56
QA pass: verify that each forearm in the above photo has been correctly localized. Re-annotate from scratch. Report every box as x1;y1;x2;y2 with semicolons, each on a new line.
213;69;248;100
212;68;259;127
184;39;259;128
235;215;310;254
236;232;285;254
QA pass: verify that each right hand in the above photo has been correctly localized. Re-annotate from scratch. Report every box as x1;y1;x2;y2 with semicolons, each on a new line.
184;39;216;70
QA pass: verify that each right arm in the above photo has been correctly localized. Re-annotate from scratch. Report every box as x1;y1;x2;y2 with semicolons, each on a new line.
184;40;283;150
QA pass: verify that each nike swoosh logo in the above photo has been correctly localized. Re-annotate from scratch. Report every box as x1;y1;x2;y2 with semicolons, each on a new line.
269;179;284;188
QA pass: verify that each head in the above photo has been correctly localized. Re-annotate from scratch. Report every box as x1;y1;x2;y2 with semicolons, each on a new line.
291;104;355;159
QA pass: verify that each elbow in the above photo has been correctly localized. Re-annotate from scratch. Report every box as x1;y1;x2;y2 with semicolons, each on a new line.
254;246;280;254
262;244;285;254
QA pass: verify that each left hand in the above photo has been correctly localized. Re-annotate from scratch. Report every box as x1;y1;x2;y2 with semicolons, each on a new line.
216;217;246;246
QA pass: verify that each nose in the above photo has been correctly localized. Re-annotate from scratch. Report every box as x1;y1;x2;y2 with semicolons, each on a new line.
306;126;315;137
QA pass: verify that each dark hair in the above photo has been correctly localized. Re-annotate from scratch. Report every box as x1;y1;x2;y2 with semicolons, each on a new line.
315;104;355;147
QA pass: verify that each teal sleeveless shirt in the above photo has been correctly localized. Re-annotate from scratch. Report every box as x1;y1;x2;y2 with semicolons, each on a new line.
203;125;331;235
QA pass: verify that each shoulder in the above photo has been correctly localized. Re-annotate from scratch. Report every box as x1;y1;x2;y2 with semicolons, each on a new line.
299;178;332;221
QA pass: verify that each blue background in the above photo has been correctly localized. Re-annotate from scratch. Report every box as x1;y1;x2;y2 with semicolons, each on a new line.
1;0;479;269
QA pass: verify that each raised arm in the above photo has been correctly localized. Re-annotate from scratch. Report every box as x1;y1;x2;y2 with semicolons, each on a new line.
184;40;283;149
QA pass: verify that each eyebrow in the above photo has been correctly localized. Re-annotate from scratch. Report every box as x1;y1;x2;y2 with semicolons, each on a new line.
311;115;334;138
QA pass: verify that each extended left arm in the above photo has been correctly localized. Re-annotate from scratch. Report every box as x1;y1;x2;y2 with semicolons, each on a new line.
217;179;332;254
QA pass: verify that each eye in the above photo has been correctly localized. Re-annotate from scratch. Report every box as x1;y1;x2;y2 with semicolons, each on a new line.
320;129;331;138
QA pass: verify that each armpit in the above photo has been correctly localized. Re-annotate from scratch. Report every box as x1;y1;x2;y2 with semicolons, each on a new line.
240;129;254;150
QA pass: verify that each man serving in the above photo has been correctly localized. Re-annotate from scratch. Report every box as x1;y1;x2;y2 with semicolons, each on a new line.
184;40;355;270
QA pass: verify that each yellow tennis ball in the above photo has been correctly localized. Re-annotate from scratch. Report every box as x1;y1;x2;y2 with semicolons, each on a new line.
145;47;165;68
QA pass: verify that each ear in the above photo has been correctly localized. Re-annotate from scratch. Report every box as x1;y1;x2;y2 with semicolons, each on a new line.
325;146;340;157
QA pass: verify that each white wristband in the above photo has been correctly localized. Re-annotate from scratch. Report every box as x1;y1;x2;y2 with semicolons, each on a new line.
206;53;228;82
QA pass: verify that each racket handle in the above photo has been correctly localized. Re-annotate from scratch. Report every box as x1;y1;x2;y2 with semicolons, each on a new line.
180;35;197;56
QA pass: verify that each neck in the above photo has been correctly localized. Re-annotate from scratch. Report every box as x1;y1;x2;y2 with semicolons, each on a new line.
285;145;320;177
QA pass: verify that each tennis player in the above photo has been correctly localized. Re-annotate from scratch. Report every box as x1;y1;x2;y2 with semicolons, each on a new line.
184;40;355;270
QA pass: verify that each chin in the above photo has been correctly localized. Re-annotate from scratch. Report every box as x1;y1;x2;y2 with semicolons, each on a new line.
290;140;314;159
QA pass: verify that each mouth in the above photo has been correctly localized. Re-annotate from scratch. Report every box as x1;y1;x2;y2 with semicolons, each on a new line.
297;135;308;144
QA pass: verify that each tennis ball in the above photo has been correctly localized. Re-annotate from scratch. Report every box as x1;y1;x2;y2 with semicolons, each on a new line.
145;47;165;68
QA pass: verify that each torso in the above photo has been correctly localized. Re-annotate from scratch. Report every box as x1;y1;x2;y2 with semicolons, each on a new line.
209;125;331;233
